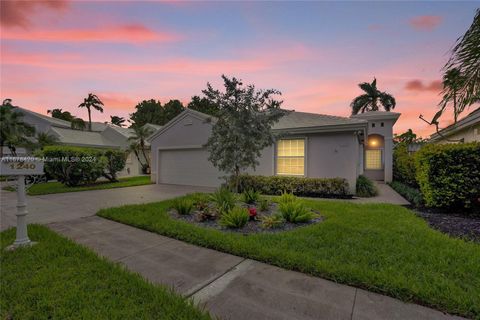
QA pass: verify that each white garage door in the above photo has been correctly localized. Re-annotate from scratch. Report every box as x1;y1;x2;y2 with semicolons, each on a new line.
158;148;223;187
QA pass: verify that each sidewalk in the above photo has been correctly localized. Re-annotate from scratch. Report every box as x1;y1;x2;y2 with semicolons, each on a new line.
48;216;466;320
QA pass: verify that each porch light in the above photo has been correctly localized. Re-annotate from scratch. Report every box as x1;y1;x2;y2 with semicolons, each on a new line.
369;138;378;147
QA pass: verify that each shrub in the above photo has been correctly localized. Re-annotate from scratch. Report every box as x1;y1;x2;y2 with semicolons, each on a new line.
258;198;270;212
415;142;480;209
278;191;297;204
393;143;418;187
356;175;378;198
242;188;260;204
260;214;285;229
42;146;104;186
389;181;424;207
101;149;126;182
172;199;193;215
219;207;249;228
237;175;351;198
210;187;236;215
278;200;315;223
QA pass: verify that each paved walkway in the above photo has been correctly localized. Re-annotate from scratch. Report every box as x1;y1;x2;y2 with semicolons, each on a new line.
352;181;410;205
0;185;465;320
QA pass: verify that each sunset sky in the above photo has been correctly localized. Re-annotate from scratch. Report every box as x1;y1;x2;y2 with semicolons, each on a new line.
1;1;478;137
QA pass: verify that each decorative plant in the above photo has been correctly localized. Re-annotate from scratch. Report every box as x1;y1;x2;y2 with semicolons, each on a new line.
196;208;217;222
210;187;236;215
279;191;297;205
219;207;249;229
259;198;270;212
260;214;285;229
279;201;315;223
242;189;260;204
248;207;257;220
172;199;193;215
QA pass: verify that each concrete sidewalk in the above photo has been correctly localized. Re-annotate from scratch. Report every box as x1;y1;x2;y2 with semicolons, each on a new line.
48;216;466;320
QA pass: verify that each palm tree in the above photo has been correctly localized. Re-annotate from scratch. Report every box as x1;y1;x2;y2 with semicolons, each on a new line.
0;100;35;157
110;115;126;127
128;126;154;172
78;93;104;131
36;132;59;150
350;78;396;115
440;68;466;123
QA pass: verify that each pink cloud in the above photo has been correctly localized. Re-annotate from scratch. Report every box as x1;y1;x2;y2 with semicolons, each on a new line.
405;79;442;92
409;15;443;31
2;23;180;43
0;0;69;28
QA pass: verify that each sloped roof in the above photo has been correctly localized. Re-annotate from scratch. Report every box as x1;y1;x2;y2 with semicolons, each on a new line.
50;127;119;148
14;107;72;128
430;107;480;141
273;111;367;131
107;125;135;138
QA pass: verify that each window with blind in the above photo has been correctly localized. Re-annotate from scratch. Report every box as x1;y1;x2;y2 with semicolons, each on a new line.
276;139;305;175
365;149;382;170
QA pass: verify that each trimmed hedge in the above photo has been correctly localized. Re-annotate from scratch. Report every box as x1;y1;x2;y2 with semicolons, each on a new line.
389;181;424;207
42;146;126;186
236;175;351;198
415;142;480;209
393;143;418;187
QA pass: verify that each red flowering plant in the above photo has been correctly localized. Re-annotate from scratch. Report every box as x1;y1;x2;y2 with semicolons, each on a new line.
248;207;257;220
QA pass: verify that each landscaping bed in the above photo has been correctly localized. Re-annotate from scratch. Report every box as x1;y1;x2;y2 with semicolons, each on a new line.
3;175;151;195
98;193;480;319
0;225;210;320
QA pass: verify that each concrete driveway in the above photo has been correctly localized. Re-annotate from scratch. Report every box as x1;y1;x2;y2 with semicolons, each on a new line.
0;183;213;230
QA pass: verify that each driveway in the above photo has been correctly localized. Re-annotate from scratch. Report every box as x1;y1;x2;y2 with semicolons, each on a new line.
0;183;213;231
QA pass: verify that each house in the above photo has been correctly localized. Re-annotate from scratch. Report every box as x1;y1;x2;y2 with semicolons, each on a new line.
11;107;161;177
430;107;480;143
148;109;400;192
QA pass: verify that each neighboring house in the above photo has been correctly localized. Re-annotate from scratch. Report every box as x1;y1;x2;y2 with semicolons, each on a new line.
11;107;161;177
148;109;400;192
430;107;480;144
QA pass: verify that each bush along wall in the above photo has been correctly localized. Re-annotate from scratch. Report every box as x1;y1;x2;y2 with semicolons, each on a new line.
415;142;480;210
393;143;418;187
236;174;351;198
356;175;378;198
42;146;126;186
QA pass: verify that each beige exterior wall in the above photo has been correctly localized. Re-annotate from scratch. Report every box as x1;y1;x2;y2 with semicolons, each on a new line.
433;124;480;144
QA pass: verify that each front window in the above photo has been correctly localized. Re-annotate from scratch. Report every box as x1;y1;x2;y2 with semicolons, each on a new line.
276;139;305;175
365;149;382;170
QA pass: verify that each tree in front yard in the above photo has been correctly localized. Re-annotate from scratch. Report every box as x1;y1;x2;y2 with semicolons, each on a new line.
203;75;287;190
187;95;220;116
0;99;35;157
128;125;154;173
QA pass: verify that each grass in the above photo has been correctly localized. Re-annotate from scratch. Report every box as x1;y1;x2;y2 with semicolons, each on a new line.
98;194;480;319
0;225;211;320
4;176;152;195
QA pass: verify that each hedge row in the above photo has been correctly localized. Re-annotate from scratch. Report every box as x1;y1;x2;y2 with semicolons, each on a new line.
393;144;417;187
415;142;480;209
41;146;126;186
236;174;351;198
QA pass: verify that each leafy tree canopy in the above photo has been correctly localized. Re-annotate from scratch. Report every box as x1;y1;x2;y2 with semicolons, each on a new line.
350;78;396;115
203;75;287;188
78;93;104;131
0;99;35;156
110;115;126;127
129;99;184;127
187;95;220;116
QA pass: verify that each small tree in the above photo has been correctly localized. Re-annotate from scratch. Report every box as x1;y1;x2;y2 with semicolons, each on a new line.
0;99;35;157
78;93;104;131
101;149;126;182
203;75;287;190
128;125;154;172
110;115;126;127
129;99;163;127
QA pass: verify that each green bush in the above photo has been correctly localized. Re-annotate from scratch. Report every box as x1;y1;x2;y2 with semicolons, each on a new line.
355;175;378;198
210;187;236;215
415;142;480;209
242;188;260;204
237;175;351;198
42;146;126;186
172;199;193;215
101;149;126;182
219;207;249;228
277;194;315;223
258;198;270;211
260;214;284;229
389;181;424;207
393;143;418;187
42;146;105;186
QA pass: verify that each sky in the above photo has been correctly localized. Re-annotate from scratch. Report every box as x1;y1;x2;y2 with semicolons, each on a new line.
1;1;478;137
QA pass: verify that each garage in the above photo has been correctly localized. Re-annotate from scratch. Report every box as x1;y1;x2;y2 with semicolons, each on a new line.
157;148;222;187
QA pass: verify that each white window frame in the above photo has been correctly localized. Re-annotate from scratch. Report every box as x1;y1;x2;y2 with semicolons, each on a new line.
275;138;307;176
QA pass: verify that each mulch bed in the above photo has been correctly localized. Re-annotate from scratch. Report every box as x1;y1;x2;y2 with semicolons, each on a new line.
415;210;480;243
169;202;323;234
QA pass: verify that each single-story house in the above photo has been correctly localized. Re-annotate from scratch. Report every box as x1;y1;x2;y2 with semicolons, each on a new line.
430;107;480;144
10;107;162;177
148;109;400;192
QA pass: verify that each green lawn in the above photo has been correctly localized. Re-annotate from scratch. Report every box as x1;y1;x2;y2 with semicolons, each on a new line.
98;195;480;319
5;175;152;195
0;225;211;320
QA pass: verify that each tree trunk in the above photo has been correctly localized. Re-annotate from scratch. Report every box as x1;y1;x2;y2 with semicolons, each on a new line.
88;107;92;131
453;93;458;123
140;142;150;168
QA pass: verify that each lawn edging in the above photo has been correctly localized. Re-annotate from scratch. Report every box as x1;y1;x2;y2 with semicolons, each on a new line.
97;194;480;319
